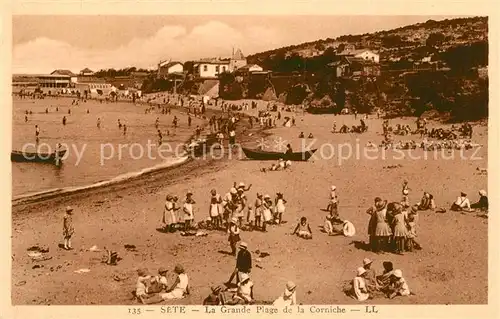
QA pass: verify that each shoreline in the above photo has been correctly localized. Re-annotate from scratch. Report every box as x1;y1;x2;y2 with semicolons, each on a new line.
11;105;268;210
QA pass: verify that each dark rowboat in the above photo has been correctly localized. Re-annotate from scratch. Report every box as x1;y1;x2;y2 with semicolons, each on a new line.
306;107;338;115
242;147;317;161
11;149;67;164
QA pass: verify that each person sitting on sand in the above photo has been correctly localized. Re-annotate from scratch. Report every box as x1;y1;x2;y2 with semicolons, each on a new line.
450;192;471;211
387;269;410;299
203;286;222;305
273;281;297;307
362;258;377;292
308;133;314;138
135;268;152;304
471;189;488;211
352;267;371;302
292;217;313;239
417;192;436;211
284;144;293;159
226;273;254;305
143;265;190;304
376;261;394;291
298;132;305;138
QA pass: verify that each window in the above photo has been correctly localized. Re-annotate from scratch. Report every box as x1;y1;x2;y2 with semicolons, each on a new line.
222;66;226;72
203;65;208;72
215;66;220;73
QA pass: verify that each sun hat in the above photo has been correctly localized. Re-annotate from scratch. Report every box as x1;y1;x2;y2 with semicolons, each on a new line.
393;269;403;278
210;189;216;195
186;190;193;195
238;182;245;188
166;194;173;200
460;192;467;197
137;268;149;277
264;194;271;199
479;189;487;196
230;188;238;194
331;185;336;191
174;264;184;274
375;200;387;210
66;206;73;213
158;267;168;274
357;267;366;276
231;217;238;224
286;281;296;291
363;258;373;266
411;205;418;213
403;189;409;195
239;242;248;249
239;273;250;282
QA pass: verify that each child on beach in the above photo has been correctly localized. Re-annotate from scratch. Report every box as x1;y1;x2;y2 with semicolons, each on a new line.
261;195;274;232
183;191;195;230
274;193;286;224
292;217;312;239
246;204;254;226
254;194;263;230
62;206;74;250
135;268;152;304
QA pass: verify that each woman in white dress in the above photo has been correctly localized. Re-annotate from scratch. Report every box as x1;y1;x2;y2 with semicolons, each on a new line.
273;281;297;306
160;265;190;300
275;192;286;224
183;191;195;230
262;195;273;232
163;195;176;232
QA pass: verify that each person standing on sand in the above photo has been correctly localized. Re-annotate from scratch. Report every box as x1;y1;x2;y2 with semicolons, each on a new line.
374;199;391;253
188;115;192;127
254;193;263;230
275;192;286;225
123;125;127;136
209;189;222;229
262;195;273;232
163;195;177;232
35;125;40;138
118;119;122;129
228;218;241;256
62;116;67;125
183;191;195;230
62;206;74;250
223;188;238;231
227;241;251;285
97;118;101;129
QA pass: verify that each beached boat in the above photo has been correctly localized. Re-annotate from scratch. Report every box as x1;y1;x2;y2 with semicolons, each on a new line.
242;147;317;161
11;149;67;164
306;107;338;115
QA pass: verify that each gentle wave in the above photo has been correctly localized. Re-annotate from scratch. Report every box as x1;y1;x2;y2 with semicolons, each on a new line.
12;155;191;205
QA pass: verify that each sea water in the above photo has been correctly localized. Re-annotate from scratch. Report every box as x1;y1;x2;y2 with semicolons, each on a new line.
12;97;203;197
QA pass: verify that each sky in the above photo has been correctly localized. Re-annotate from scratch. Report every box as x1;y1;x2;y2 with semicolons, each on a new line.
12;15;463;74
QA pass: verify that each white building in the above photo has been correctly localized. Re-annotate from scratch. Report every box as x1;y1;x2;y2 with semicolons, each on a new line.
338;48;380;63
194;59;230;78
157;61;184;77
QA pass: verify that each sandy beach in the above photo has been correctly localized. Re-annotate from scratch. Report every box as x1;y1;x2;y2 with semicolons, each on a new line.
11;107;488;305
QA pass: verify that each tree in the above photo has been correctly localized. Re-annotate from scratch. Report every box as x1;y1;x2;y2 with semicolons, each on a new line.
426;32;445;47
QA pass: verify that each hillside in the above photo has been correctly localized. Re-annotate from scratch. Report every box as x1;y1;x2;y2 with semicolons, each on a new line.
247;16;487;67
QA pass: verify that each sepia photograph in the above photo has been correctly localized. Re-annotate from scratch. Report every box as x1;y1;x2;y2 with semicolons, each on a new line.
7;11;491;310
